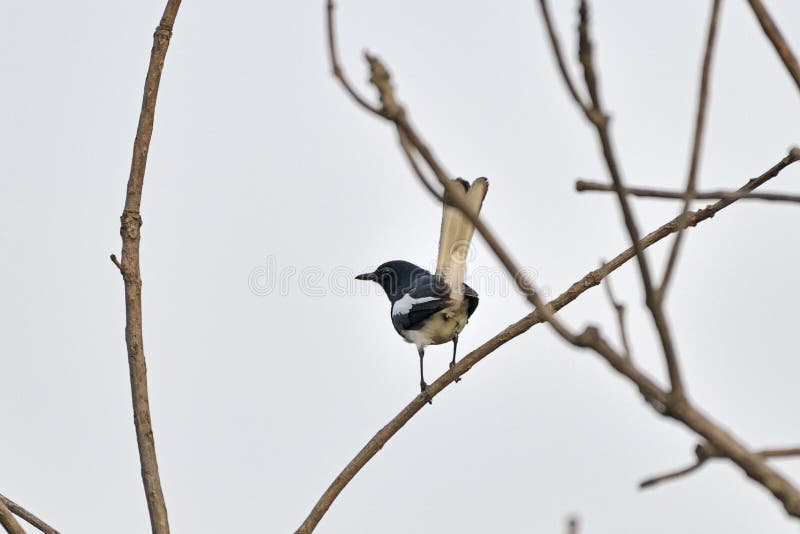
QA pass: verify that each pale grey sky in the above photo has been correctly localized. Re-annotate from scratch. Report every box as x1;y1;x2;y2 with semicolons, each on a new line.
2;1;800;533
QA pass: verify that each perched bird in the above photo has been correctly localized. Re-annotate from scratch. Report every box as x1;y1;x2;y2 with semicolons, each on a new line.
356;177;489;396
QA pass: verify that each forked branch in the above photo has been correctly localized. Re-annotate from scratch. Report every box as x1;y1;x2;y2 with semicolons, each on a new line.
642;443;800;489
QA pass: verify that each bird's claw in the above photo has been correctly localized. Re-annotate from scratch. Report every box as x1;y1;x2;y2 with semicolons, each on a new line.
419;381;433;404
449;361;461;383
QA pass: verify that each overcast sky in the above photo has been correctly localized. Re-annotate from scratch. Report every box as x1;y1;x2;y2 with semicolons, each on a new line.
2;1;800;533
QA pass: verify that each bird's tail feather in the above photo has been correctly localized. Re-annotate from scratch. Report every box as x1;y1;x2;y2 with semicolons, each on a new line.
435;177;489;297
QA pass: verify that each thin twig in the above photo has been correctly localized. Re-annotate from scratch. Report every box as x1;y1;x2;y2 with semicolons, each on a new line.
576;180;800;203
600;262;630;360
0;494;59;534
745;0;800;93
109;254;122;271
640;458;707;489
641;443;800;489
295;151;799;532
661;0;723;296
0;497;24;534
535;0;589;112
326;0;386;117
397;130;444;202
112;2;182;533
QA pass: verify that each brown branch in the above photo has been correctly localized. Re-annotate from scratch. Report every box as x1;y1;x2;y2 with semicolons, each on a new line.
295;151;799;532
640;457;707;489
0;495;58;534
576;179;800;202
0;497;24;534
325;0;386;118
397;130;444;202
661;0;722;295
574;0;685;401
641;443;800;489
600;263;630;360
535;0;589;112
113;2;182;533
745;0;800;94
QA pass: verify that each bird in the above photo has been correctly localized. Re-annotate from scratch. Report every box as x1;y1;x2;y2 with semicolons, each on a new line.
355;177;489;398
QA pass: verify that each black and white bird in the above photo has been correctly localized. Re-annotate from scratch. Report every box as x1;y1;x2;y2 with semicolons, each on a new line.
356;177;489;396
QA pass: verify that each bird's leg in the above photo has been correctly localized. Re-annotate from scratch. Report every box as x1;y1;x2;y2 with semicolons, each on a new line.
418;347;432;404
450;335;461;383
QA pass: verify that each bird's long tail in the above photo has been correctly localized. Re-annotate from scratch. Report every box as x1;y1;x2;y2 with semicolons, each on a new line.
435;177;489;298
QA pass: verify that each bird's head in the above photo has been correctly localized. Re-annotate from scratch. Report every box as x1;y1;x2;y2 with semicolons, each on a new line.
355;260;430;301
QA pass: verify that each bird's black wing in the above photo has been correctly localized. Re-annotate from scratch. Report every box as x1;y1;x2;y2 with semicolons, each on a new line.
391;276;452;331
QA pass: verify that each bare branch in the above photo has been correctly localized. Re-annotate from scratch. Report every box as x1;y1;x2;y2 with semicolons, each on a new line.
745;0;800;93
397;130;444;202
112;2;182;532
0;497;24;534
576;180;800;203
0;495;59;534
574;0;685;400
325;0;386;117
534;0;589;112
640;457;707;489
661;0;723;296
642;443;800;489
600;262;630;360
295;151;799;532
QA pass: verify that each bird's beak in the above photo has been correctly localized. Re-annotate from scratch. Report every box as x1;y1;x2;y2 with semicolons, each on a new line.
355;271;377;282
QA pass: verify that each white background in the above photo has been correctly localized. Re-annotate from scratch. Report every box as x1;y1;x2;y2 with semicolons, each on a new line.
2;1;799;532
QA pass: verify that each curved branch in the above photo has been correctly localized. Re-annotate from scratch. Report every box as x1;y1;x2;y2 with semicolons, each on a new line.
113;2;182;533
640;458;707;489
325;0;386;117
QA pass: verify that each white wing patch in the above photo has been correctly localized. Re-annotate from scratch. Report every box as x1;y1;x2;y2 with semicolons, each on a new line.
391;294;440;317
